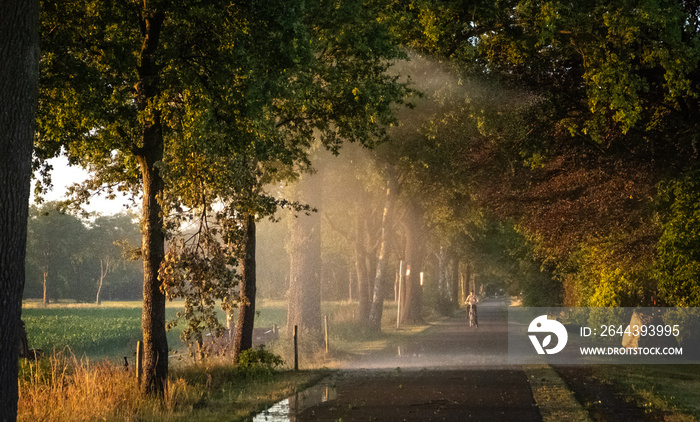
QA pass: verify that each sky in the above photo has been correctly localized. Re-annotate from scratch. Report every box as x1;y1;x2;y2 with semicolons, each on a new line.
31;156;134;215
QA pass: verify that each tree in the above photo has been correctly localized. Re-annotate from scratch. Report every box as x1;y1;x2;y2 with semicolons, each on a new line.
279;0;413;336
37;0;236;394
39;0;412;379
457;0;700;306
318;145;391;321
89;213;141;304
160;0;412;352
287;171;324;336
368;180;392;330
0;0;39;418
25;204;88;304
24;210;142;303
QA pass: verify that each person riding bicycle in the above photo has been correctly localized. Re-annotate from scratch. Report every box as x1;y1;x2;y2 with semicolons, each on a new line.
465;291;479;327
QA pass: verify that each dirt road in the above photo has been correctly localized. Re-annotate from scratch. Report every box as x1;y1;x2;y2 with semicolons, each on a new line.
294;299;543;421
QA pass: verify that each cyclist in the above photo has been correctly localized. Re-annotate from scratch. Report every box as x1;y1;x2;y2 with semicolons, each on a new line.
465;291;478;327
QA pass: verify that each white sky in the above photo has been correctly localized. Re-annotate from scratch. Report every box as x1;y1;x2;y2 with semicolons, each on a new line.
31;156;134;215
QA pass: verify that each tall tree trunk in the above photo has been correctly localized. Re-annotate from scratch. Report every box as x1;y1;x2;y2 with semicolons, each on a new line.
287;173;322;337
461;262;471;303
233;214;256;362
139;151;167;394
436;246;451;316
400;205;425;324
96;257;109;305
450;255;460;309
0;0;38;418
355;208;371;321
368;182;391;331
42;266;48;306
135;9;168;396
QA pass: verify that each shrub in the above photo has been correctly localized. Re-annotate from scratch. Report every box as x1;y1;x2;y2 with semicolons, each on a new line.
237;345;284;376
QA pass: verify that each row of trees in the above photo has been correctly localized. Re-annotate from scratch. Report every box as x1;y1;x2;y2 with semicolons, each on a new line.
24;204;142;304
273;0;700;321
383;0;700;308
34;0;412;396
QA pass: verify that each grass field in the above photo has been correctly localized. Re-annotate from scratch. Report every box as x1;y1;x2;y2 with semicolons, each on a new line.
22;301;184;361
21;299;421;364
594;364;700;420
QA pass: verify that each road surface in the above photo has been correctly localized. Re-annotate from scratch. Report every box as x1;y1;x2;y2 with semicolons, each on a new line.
294;299;543;421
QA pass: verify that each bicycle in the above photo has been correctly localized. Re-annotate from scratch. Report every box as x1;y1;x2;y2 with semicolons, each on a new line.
468;304;478;328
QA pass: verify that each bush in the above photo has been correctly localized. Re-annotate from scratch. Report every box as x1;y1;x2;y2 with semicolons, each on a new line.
656;170;700;307
237;345;284;375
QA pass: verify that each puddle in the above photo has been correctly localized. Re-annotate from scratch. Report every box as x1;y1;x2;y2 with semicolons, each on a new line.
252;381;337;421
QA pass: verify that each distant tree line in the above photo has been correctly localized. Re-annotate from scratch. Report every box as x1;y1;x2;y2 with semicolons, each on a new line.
24;203;143;304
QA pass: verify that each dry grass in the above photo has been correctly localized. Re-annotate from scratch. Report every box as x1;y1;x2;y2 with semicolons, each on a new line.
18;352;203;421
22;299;145;309
17;351;323;422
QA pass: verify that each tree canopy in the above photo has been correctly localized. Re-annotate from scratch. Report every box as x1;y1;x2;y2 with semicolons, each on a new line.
37;0;412;392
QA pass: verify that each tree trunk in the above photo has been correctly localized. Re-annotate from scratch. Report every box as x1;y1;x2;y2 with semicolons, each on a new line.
139;150;167;394
450;255;460;309
96;257;109;305
42;266;48;306
461;262;471;303
226;308;235;349
355;208;371;321
368;182;391;331
135;9;168;396
0;0;38;418
233;214;256;362
436;246;451;316
400;205;425;324
287;173;322;337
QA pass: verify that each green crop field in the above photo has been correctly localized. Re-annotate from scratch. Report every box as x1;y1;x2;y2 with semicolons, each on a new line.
22;302;185;360
20;299;391;363
20;299;296;361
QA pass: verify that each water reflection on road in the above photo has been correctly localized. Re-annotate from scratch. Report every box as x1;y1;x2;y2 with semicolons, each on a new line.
252;382;337;422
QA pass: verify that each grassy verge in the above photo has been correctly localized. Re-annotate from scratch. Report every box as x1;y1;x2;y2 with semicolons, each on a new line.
591;365;700;421
524;365;591;422
18;351;327;422
168;364;328;422
267;300;430;370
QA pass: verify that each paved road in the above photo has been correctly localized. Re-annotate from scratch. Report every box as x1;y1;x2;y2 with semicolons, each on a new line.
293;299;542;421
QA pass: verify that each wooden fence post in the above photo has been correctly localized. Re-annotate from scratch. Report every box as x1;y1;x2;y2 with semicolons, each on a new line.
324;315;329;355
396;260;404;329
136;340;143;384
293;325;299;371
